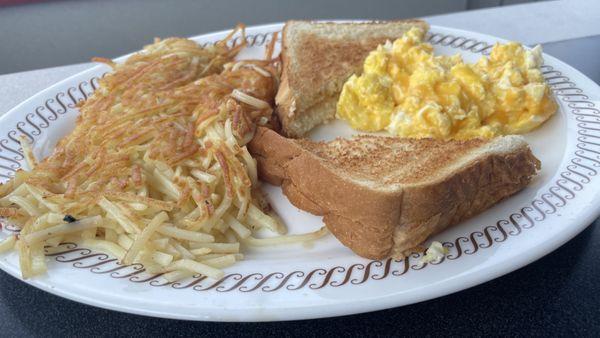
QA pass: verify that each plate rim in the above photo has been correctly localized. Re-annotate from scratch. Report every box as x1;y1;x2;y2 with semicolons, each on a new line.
0;22;599;321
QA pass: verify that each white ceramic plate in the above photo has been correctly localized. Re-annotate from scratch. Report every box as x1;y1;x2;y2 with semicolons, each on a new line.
1;23;599;322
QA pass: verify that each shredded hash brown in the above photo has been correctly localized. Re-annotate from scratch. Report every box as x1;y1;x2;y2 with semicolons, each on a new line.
0;26;327;281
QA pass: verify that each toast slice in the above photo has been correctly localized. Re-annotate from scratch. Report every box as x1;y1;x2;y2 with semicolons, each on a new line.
276;20;429;138
248;127;541;259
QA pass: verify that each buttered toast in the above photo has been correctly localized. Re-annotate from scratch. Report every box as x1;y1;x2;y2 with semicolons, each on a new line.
249;127;540;259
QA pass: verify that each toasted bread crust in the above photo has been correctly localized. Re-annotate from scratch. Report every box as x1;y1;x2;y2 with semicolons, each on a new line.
276;20;429;138
391;148;540;256
249;127;540;259
251;128;400;257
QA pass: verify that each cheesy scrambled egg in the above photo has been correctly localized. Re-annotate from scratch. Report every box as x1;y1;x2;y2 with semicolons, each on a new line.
337;28;557;139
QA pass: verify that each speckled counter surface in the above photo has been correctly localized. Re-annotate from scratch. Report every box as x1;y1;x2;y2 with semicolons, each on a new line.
0;2;599;336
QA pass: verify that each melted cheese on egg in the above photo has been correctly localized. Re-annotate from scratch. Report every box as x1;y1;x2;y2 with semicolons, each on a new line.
336;28;557;139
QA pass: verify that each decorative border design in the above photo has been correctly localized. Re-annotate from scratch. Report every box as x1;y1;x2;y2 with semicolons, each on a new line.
427;32;494;55
231;31;280;48
44;242;424;292
1;30;599;293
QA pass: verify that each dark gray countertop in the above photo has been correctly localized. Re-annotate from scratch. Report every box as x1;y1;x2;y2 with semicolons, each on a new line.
0;20;599;338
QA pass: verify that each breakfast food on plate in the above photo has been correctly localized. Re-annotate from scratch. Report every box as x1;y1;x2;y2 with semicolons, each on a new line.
0;27;327;280
337;27;558;139
276;20;429;138
249;127;540;259
0;19;552;281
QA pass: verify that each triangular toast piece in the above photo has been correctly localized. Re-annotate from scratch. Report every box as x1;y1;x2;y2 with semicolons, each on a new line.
276;20;429;138
249;127;540;259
